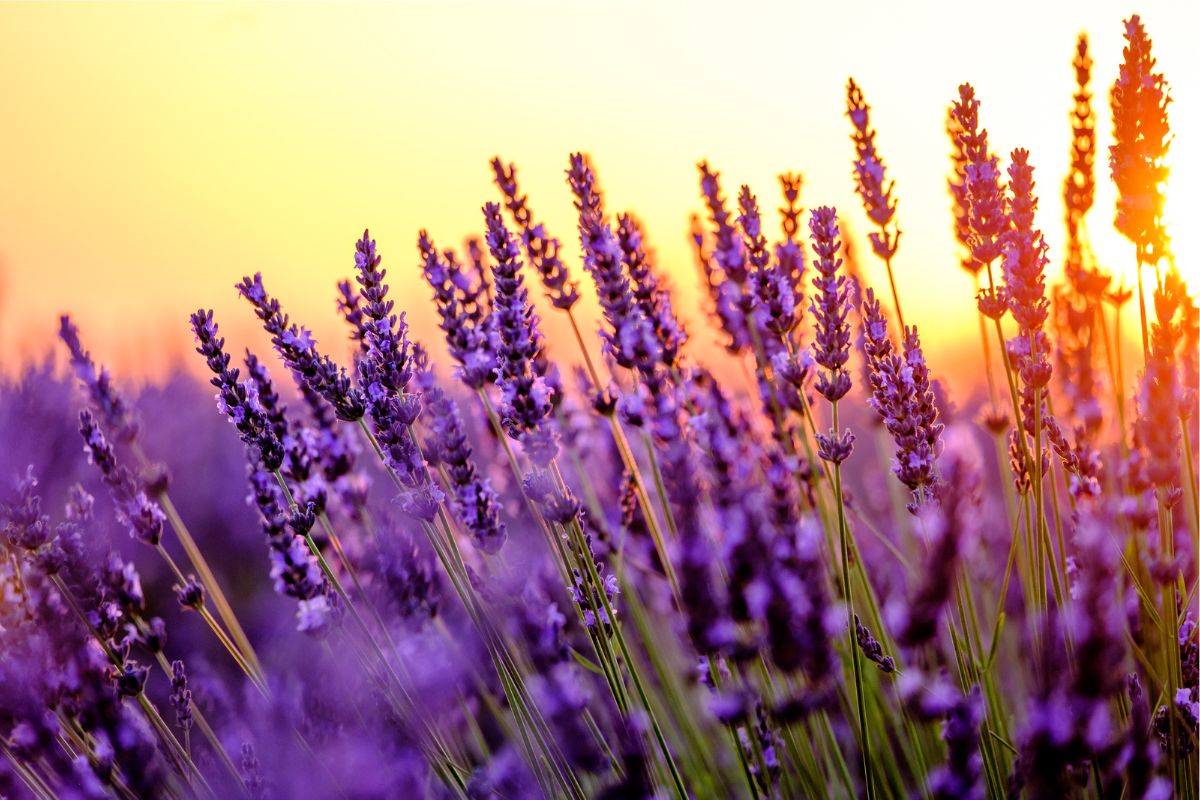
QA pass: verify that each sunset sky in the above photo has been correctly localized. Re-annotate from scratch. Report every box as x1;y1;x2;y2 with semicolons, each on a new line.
0;1;1195;400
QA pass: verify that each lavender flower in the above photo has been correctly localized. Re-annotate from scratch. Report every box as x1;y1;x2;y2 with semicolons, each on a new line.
424;385;506;554
766;517;838;685
696;377;766;626
344;232;443;515
739;186;796;342
484;201;560;467
854;614;895;673
567;528;618;632
78;411;165;545
951;84;1009;276
861;289;944;501
418;231;496;388
615;213;687;368
1136;268;1185;487
808;207;852;401
174;574;204;610
492;157;580;310
808;207;856;467
698;161;752;352
891;437;977;647
247;465;332;633
1125;675;1173;799
774;172;806;296
928;688;983;800
3;467;51;552
237;273;365;421
947;108;982;276
58;316;140;443
1003;149;1051;337
568;154;660;373
846;78;900;260
1063;34;1102;292
374;519;439;625
1110;15;1171;263
169;660;192;734
190;309;284;470
1017;508;1130;794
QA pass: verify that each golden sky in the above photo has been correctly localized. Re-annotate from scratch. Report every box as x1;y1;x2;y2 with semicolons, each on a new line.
0;1;1196;396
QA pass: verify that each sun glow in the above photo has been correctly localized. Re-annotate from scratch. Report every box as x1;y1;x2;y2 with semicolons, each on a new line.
0;1;1195;388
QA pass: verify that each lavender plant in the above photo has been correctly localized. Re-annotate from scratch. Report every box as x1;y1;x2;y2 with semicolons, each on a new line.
1;14;1196;800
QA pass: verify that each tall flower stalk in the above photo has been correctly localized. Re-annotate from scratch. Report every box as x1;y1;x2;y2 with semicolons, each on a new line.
808;206;875;800
1110;14;1172;360
847;78;906;332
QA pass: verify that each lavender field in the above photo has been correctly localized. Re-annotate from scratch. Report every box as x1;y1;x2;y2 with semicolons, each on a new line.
1;14;1196;800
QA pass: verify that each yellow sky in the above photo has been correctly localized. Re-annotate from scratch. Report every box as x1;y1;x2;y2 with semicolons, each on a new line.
0;1;1196;396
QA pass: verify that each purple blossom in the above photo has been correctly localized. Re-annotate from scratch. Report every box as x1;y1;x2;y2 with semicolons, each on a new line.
190;309;284;470
698;161;752;352
854;614;895;673
3;466;51;551
169;660;192;735
484;201;560;467
615;213;687;368
78;411;165;546
418;231;496;389
951;84;1009;271
568;154;660;374
808;207;852;401
738;186;797;342
424;385;506;554
774;172;807;297
237;273;366;422
492;157;580;310
1110;15;1171;261
846;78;900;260
860;289;943;503
928;688;983;800
58;316;140;444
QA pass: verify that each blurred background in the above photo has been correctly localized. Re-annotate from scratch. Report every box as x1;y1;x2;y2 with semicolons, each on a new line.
0;0;1196;402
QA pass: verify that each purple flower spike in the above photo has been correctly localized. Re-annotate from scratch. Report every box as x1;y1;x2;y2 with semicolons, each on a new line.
190;309;284;470
855;614;895;673
815;429;855;465
3;467;51;552
1002;150;1050;334
774;172;807;296
860;289;943;503
738;186;797;341
237;273;365;422
808;207;852;402
419;230;497;389
567;155;660;374
58;315;140;444
492;158;580;310
344;231;440;512
698;162;752;353
79;410;165;546
425;385;507;554
1110;15;1171;262
928;688;984;800
169;661;192;735
615;213;687;368
846;79;900;260
484;202;560;467
951;85;1009;270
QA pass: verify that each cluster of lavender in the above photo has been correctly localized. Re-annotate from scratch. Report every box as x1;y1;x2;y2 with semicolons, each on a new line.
0;14;1196;800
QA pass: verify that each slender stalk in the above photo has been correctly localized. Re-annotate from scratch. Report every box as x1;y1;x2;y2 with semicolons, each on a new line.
132;442;264;678
883;253;906;334
831;401;875;800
